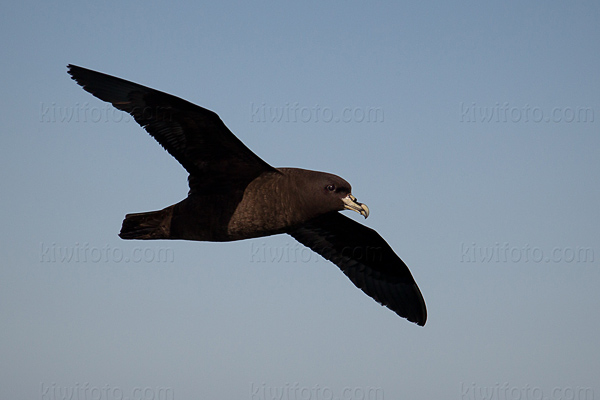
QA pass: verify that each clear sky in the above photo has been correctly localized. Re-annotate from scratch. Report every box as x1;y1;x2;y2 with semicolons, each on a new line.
1;1;599;399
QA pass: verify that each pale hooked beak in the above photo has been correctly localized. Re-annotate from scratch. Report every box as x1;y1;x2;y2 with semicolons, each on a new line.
342;194;370;218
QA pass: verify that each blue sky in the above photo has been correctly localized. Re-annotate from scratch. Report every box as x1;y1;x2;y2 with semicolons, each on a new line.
1;1;599;399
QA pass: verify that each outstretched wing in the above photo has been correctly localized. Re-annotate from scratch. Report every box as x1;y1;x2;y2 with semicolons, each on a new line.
67;65;278;193
289;212;427;325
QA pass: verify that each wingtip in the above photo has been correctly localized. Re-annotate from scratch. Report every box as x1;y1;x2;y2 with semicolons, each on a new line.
397;284;427;326
66;64;93;81
404;308;426;326
413;294;427;327
66;64;83;81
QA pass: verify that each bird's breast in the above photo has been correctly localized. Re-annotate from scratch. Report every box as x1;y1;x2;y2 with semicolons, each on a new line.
226;173;302;240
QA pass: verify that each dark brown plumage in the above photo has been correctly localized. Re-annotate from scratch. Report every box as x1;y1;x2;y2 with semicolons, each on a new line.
67;64;427;326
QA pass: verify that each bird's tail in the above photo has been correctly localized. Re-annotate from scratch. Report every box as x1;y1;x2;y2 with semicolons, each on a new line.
119;206;174;240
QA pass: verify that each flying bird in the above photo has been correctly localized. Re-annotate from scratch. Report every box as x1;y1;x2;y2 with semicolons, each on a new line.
67;65;427;325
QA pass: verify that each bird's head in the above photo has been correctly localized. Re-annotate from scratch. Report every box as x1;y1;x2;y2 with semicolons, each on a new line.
287;169;369;219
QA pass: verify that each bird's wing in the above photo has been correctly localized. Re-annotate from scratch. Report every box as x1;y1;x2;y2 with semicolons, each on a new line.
289;212;427;325
67;65;278;193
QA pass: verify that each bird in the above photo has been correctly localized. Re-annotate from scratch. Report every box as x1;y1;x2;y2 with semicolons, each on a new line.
67;64;427;326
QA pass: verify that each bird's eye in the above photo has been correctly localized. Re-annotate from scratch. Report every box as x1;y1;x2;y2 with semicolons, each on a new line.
326;184;336;191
